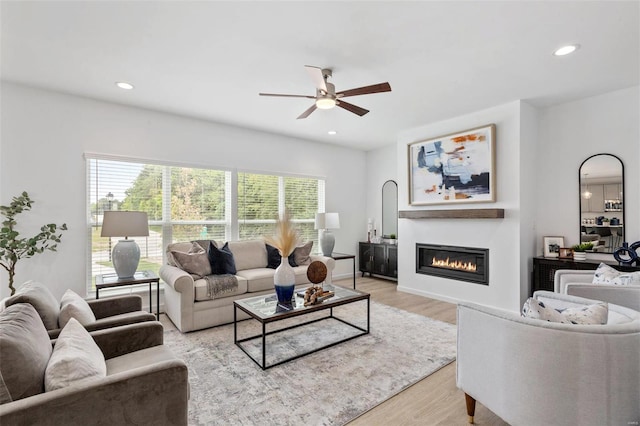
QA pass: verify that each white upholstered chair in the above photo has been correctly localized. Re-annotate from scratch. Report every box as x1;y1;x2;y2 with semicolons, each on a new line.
457;291;640;425
554;269;640;311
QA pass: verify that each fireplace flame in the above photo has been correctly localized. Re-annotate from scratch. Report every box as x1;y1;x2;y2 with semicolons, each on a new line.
431;256;477;272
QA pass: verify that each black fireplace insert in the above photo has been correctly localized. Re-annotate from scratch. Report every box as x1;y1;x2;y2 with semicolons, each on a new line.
416;243;489;285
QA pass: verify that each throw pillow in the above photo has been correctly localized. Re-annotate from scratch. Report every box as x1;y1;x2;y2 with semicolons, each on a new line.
208;241;237;275
45;318;106;392
192;239;217;252
3;281;60;330
522;297;608;325
265;244;297;269
171;242;212;277
592;262;640;285
0;303;53;402
293;241;314;266
58;289;97;328
266;244;281;269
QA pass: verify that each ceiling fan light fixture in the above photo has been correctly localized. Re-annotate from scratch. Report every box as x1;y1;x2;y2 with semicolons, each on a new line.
553;44;580;56
315;97;336;110
115;81;134;90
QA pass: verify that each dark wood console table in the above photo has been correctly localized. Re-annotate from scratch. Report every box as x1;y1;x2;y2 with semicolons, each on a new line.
359;242;398;281
532;257;640;295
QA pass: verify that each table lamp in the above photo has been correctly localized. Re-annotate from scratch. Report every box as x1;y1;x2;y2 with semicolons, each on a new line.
101;211;149;278
315;212;340;256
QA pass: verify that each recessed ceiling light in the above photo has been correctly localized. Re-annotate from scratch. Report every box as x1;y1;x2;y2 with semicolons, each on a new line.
328;130;337;135
115;81;134;90
553;44;580;56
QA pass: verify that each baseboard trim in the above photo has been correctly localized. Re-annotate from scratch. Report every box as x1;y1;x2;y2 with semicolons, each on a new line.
397;285;461;305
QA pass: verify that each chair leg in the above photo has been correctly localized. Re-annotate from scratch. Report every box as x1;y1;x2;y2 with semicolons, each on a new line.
465;393;476;424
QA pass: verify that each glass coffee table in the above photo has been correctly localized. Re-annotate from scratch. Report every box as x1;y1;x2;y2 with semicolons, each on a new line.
234;285;370;370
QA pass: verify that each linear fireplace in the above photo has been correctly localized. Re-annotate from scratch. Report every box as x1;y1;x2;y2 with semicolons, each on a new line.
416;243;489;285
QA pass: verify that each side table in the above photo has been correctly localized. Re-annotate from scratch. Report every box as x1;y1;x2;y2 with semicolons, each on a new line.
330;252;356;289
95;270;160;320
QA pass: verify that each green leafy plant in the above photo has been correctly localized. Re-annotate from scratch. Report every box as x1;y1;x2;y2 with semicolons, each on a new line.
0;192;67;295
571;242;594;252
389;234;397;239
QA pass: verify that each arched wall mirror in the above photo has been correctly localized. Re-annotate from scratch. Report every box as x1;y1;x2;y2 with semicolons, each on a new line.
579;154;624;253
382;180;398;238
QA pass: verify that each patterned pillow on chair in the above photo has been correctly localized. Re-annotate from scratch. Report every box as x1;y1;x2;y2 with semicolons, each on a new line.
592;263;640;285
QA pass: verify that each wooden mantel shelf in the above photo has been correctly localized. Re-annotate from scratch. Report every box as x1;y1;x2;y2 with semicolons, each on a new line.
399;208;505;219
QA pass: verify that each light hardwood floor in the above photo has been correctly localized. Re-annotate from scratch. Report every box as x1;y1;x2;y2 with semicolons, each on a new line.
338;276;509;426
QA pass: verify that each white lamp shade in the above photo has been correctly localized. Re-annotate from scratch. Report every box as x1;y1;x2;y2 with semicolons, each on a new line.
101;211;149;238
315;212;340;230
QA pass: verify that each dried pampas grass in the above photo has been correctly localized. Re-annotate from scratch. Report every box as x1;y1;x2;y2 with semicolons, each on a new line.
264;211;300;257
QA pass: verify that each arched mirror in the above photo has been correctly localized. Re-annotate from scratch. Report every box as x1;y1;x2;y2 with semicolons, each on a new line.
382;180;398;239
579;154;624;253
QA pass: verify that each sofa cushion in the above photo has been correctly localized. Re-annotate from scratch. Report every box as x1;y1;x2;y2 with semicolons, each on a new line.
522;297;608;325
4;281;60;330
0;303;53;402
592;262;640;286
171;242;212;277
45;318;106;391
236;268;279;293
208;241;237;275
227;240;267;271
58;289;97;328
293;241;314;266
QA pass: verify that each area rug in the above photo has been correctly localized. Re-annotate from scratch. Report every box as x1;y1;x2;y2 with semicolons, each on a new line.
162;300;457;426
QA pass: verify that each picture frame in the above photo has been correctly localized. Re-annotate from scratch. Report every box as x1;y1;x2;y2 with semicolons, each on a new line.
543;236;565;258
408;124;496;206
558;247;574;259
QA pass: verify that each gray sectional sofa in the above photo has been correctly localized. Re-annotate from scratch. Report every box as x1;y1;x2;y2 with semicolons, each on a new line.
160;239;335;332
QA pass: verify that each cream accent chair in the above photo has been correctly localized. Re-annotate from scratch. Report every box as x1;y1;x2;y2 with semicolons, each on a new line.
554;269;640;311
457;291;640;425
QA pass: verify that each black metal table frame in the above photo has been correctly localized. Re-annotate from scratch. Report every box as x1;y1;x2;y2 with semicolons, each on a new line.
234;297;370;370
331;252;357;289
95;271;160;320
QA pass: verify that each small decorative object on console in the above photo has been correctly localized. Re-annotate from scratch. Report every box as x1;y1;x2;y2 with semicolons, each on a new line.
571;242;593;261
543;236;565;258
558;248;574;259
614;241;640;267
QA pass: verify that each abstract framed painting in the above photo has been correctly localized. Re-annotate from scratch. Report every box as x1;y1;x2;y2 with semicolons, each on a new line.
408;124;496;205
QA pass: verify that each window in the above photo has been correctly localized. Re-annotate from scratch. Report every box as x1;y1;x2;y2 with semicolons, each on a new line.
86;155;324;292
237;172;324;245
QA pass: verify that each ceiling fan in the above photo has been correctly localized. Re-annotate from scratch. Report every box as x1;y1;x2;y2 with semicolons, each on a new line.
259;65;391;119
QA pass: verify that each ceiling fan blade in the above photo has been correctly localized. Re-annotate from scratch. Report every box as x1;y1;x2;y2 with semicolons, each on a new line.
259;93;315;99
337;100;369;116
336;82;391;98
297;104;317;119
304;65;327;92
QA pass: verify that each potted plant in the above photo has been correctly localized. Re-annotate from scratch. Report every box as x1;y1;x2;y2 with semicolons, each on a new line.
571;242;594;261
0;192;67;295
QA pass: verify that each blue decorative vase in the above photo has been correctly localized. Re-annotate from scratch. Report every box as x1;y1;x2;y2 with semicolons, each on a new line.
274;255;295;304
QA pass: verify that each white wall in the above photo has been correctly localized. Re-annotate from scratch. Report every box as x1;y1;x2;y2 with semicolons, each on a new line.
365;144;397;240
0;82;366;300
396;101;532;312
536;86;640;254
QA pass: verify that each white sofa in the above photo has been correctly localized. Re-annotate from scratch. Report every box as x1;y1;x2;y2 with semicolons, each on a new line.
554;269;640;311
159;239;335;332
457;291;640;425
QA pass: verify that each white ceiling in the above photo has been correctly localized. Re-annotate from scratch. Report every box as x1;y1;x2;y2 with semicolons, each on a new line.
2;1;638;151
